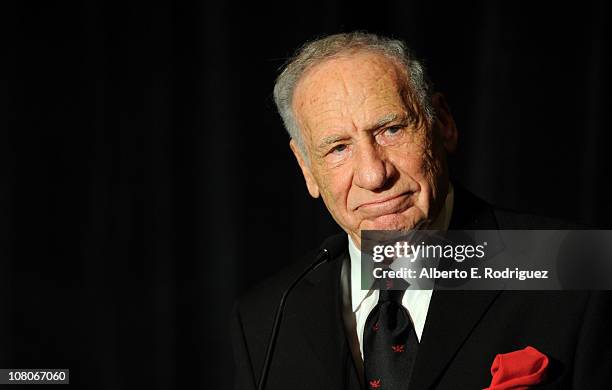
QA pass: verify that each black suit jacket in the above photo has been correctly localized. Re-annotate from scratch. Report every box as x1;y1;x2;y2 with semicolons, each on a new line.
231;186;612;389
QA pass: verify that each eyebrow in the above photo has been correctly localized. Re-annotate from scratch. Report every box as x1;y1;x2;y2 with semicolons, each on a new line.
371;113;399;130
318;135;346;149
316;113;406;152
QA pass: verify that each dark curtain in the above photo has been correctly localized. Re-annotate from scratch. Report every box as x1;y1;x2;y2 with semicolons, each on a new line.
2;0;610;388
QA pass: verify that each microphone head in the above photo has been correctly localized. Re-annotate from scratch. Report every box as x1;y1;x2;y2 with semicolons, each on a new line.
320;233;348;261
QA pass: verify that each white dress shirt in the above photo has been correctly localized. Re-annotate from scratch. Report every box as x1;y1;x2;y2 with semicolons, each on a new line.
341;183;455;374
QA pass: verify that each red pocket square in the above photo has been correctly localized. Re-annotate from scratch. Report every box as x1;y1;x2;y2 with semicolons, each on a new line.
484;346;549;390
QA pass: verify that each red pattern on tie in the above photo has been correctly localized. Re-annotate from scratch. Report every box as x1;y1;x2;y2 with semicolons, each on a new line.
391;344;405;353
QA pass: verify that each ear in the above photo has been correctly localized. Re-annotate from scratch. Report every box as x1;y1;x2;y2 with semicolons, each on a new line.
289;139;320;198
432;92;458;153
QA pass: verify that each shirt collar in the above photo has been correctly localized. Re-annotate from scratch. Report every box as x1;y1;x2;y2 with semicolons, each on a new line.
348;235;371;312
348;182;455;312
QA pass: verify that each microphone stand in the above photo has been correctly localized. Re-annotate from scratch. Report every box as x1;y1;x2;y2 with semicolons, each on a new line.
256;248;332;390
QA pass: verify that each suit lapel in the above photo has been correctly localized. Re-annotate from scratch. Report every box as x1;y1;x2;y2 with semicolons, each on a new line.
408;290;501;389
409;184;503;389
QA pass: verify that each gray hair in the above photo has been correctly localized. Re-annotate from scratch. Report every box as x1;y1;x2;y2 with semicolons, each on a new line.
273;32;435;159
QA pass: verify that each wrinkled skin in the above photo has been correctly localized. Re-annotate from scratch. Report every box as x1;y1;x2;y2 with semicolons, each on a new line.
290;51;458;248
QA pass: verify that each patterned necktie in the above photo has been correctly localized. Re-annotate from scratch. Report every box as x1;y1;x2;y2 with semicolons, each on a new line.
363;288;418;389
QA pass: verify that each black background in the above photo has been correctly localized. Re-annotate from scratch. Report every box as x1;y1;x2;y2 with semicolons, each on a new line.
2;1;610;388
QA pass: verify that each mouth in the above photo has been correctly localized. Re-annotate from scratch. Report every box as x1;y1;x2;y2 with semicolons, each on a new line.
356;192;413;218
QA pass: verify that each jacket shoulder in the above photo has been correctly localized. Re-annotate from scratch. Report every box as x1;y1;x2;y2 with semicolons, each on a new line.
492;207;581;229
452;182;580;229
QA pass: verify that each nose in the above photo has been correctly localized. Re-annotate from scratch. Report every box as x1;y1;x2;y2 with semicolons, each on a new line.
353;142;389;191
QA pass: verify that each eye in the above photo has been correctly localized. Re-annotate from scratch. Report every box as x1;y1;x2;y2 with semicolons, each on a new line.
375;125;406;147
330;144;348;154
384;126;402;136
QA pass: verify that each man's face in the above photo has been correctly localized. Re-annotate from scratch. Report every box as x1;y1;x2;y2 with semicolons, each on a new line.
290;51;457;248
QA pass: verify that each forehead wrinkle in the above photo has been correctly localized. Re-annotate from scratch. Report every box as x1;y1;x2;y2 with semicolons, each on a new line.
294;85;343;149
348;61;407;127
350;91;406;131
293;51;414;150
311;108;354;136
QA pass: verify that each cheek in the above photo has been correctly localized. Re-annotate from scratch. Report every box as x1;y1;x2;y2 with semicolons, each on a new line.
316;169;354;217
390;146;433;181
390;141;443;207
397;131;443;182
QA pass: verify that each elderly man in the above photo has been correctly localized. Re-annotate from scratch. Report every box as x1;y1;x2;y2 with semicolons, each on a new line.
231;32;611;389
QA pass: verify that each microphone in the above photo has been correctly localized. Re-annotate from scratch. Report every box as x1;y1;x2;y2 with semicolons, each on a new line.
257;234;347;390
